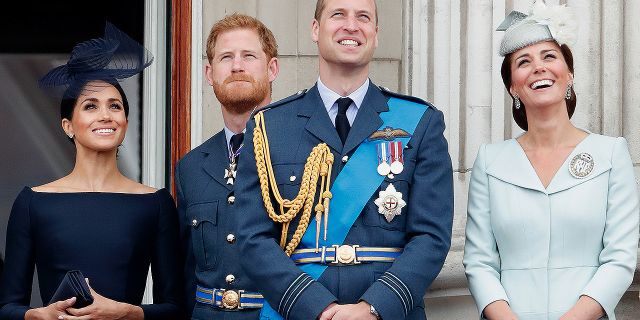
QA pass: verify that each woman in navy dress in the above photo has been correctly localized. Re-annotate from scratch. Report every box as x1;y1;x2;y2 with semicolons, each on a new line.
0;23;182;320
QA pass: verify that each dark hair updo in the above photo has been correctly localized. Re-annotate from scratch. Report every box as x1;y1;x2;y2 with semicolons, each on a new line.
500;42;577;131
60;79;129;143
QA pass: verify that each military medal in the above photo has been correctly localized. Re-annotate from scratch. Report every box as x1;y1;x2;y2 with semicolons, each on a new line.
224;143;243;185
389;141;404;175
569;152;594;179
376;142;391;176
374;184;406;222
224;163;237;185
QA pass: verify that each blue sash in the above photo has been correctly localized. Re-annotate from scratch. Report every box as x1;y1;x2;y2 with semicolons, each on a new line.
260;98;427;319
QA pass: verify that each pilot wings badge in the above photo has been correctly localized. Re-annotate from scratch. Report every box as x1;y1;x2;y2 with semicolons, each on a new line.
369;126;411;142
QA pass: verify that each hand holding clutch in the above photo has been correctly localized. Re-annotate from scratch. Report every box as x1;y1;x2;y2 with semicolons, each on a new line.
48;270;94;308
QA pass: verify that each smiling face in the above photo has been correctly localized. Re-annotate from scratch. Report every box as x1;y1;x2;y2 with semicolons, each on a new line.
509;41;573;111
206;28;278;114
312;0;378;71
62;81;128;152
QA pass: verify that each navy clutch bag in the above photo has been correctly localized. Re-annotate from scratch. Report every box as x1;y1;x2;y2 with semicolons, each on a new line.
48;270;94;308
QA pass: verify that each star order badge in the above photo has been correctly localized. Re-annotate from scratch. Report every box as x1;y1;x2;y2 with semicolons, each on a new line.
374;184;406;222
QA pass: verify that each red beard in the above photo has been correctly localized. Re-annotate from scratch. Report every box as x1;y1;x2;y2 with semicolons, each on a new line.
212;73;270;114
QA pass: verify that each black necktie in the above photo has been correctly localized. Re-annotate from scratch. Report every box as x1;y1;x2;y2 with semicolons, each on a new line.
229;133;244;158
335;97;352;144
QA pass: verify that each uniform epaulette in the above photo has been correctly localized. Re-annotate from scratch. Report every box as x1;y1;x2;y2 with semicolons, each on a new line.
378;85;436;110
252;89;309;116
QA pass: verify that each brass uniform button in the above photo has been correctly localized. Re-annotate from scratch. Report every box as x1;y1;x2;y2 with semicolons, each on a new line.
289;175;296;182
191;219;198;227
226;234;236;243
225;274;235;284
342;155;349;163
227;195;235;204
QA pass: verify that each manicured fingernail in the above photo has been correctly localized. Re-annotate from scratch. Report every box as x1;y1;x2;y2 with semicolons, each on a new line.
58;316;64;320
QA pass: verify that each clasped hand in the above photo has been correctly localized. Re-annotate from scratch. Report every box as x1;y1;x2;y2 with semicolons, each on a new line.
26;280;143;320
318;301;378;320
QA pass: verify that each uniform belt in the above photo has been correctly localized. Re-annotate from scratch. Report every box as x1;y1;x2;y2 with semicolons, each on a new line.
290;245;402;265
195;286;264;310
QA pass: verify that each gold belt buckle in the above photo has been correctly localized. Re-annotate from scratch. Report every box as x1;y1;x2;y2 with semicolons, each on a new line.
332;244;361;265
221;289;240;309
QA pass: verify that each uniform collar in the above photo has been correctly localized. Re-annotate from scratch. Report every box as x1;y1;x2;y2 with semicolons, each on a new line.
316;77;369;114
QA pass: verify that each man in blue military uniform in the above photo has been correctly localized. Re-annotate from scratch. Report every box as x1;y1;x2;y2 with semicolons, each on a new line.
175;13;279;319
234;0;453;319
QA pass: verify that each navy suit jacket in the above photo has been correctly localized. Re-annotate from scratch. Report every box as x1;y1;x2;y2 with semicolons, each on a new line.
234;82;454;320
176;131;262;319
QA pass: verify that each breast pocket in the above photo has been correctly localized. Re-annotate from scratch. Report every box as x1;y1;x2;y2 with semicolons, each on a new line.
188;201;219;271
362;161;414;232
273;163;304;201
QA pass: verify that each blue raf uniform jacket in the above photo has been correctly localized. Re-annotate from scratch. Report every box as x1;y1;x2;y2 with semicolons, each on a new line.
176;131;262;319
234;82;454;320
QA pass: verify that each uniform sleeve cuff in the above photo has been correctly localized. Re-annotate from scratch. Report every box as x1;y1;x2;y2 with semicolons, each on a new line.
360;279;409;319
278;274;336;320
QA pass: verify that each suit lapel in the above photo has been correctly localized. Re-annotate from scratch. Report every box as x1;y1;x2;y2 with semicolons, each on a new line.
486;139;547;193
342;83;386;155
486;134;612;195
201;132;233;191
299;85;343;153
546;134;612;194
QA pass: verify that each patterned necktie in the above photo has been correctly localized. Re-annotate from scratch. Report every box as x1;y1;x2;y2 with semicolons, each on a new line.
229;133;244;160
335;97;352;144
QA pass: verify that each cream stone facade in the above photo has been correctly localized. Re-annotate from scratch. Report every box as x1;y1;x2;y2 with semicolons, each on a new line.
191;1;640;318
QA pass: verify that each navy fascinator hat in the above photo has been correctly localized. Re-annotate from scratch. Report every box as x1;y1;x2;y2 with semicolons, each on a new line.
39;22;153;99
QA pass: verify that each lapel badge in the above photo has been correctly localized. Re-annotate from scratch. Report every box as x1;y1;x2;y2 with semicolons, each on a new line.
369;126;411;142
569;152;594;179
374;183;406;223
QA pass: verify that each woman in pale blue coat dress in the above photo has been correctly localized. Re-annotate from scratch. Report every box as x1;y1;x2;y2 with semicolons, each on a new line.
463;2;639;320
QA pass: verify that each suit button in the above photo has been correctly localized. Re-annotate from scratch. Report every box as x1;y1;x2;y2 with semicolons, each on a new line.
225;274;235;284
192;219;198;227
227;234;236;243
227;196;235;204
342;155;349;163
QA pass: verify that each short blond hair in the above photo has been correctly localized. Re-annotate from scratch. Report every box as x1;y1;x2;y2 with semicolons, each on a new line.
206;13;278;62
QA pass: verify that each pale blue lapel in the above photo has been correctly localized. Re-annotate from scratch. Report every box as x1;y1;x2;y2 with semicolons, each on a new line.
546;134;612;194
485;135;612;195
486;139;546;193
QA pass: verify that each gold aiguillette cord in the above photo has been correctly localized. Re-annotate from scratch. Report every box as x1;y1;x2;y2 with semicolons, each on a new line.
253;111;334;256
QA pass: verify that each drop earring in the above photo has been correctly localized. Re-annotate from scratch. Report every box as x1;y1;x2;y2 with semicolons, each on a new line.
565;83;572;100
67;132;74;139
514;95;521;109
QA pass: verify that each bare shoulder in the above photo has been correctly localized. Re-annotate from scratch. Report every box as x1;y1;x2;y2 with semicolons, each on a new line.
31;177;75;193
124;180;158;194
